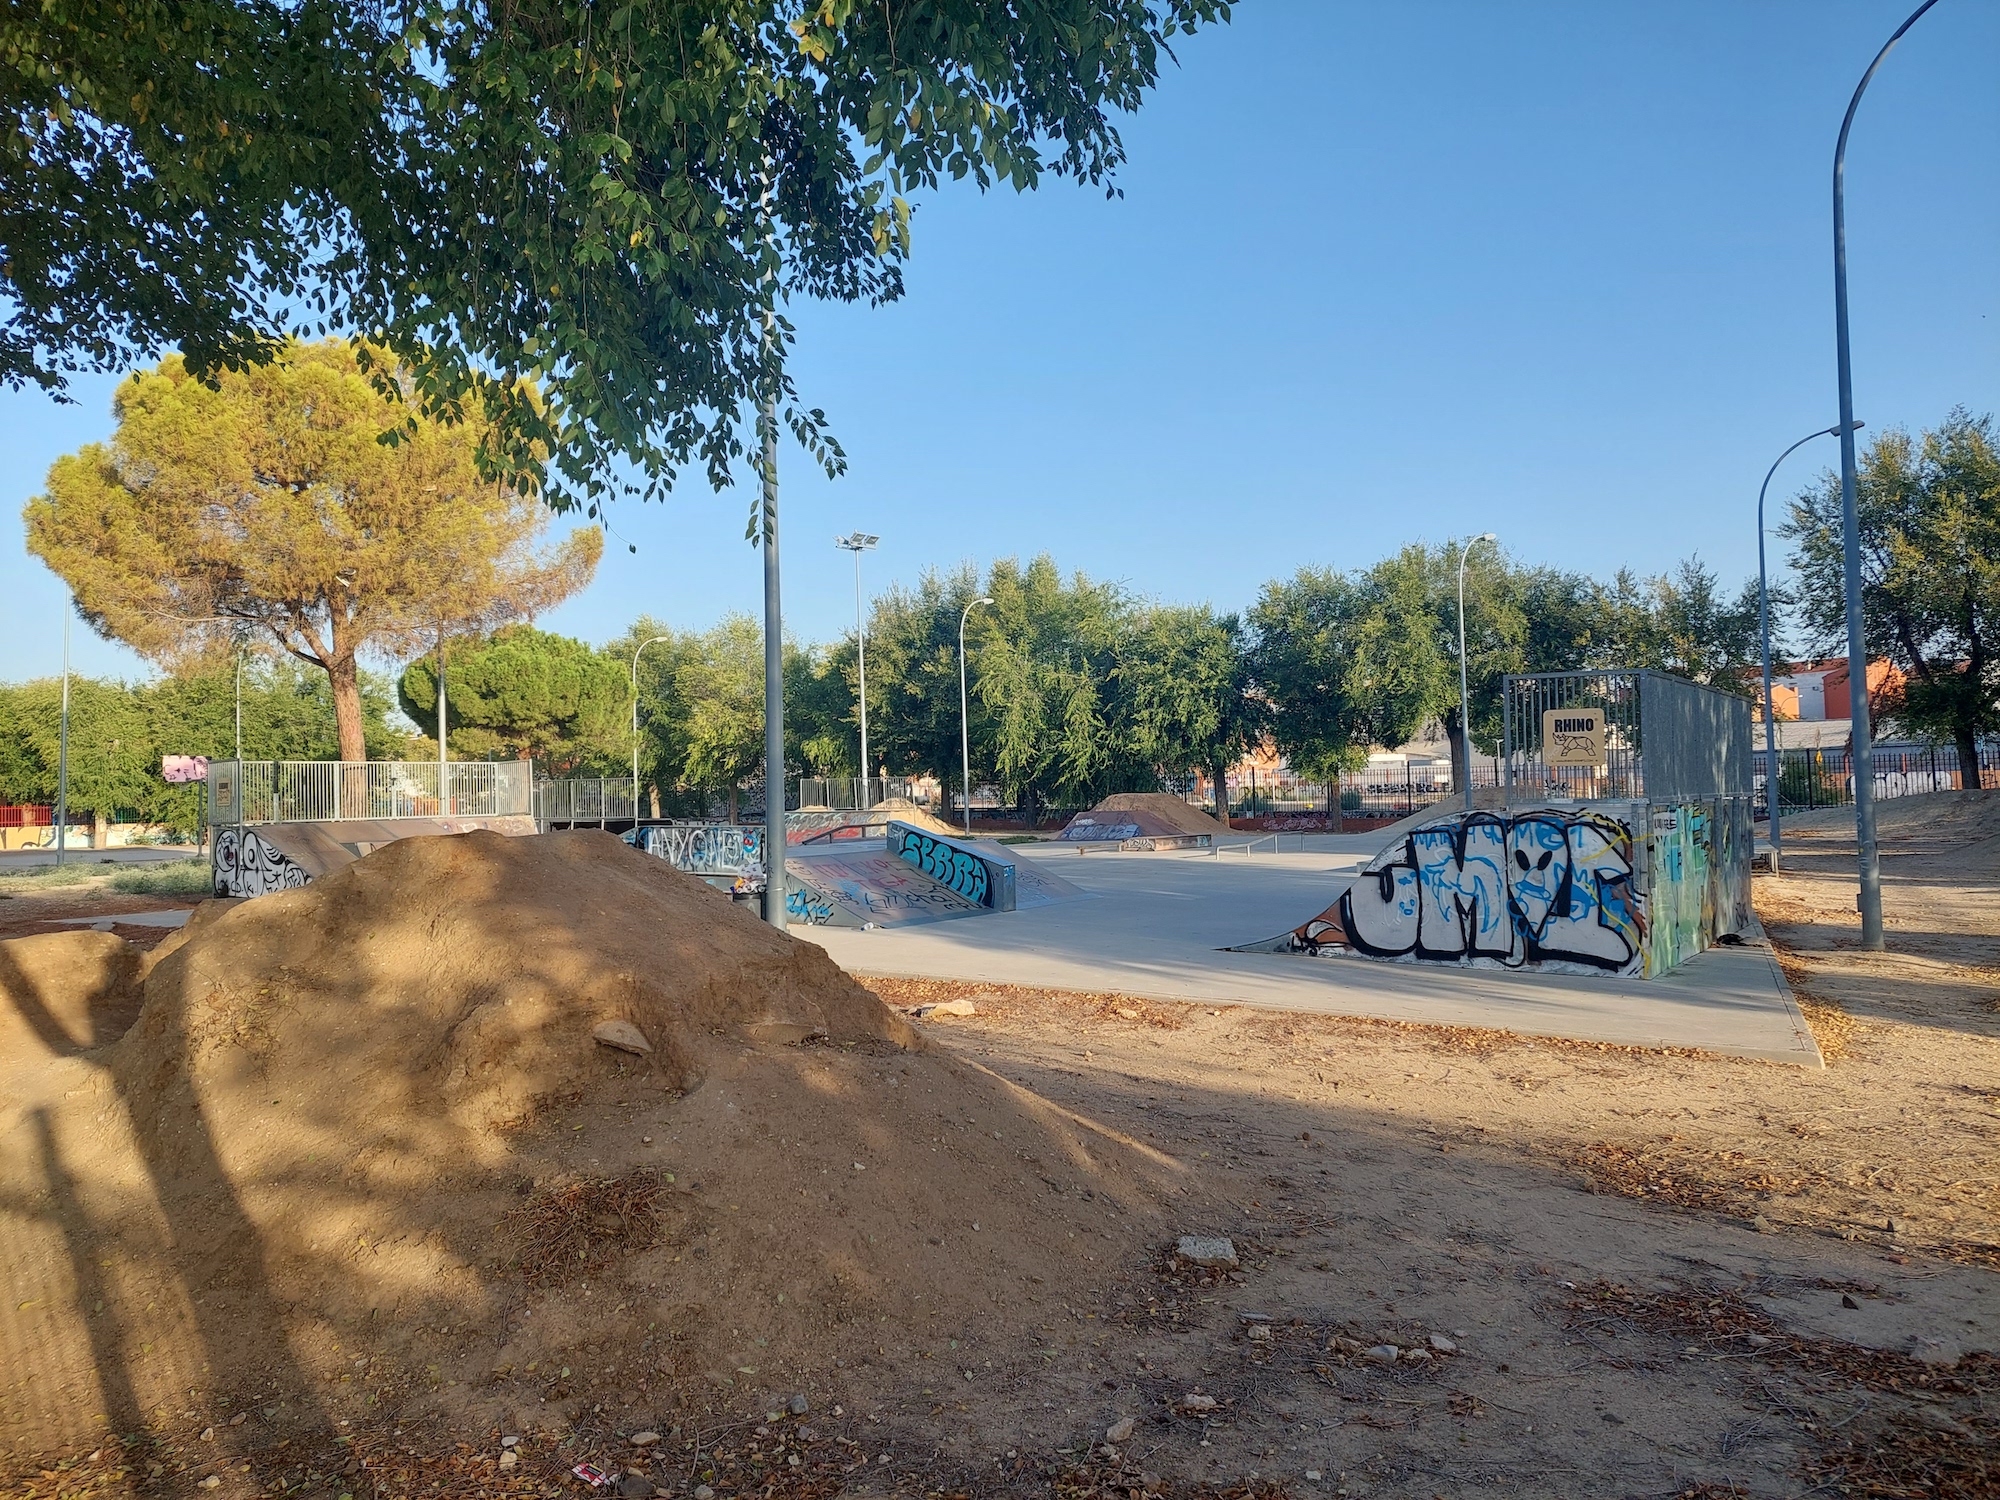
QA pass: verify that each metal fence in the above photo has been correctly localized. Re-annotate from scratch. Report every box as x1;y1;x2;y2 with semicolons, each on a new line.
535;777;641;825
1757;741;1997;814
796;776;920;810
1502;670;1752;803
207;760;532;825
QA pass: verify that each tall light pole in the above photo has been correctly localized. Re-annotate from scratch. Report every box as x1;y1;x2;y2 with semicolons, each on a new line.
631;635;671;820
835;532;879;807
435;622;450;813
55;593;71;866
1457;533;1496;810
959;597;993;836
1757;423;1858;864
1833;0;1938;952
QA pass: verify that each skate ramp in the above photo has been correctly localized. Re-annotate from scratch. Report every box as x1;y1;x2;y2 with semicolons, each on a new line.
213;815;538;897
787;828;1087;928
1058;794;1216;850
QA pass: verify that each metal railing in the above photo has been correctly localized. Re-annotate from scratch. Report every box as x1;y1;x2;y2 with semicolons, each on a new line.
796;776;920;810
535;777;641;825
1756;740;1997;814
1502;670;1752;803
207;760;532;825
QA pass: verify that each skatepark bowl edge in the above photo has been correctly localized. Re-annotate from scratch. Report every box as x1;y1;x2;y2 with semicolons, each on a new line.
792;834;1822;1068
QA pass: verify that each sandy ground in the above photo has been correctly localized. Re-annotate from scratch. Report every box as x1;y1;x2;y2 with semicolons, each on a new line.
4;806;1996;1500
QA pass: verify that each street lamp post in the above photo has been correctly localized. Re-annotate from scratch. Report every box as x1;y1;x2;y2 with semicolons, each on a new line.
631;635;671;820
835;532;879;808
55;594;71;866
1457;533;1497;811
1756;424;1858;865
959;597;993;836
1833;0;1938;952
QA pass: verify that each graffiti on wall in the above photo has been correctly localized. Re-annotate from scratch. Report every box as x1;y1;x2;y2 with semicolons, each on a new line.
638;822;763;877
1058;817;1141;843
1331;808;1647;975
890;827;991;906
785;885;836;925
212;827;310;899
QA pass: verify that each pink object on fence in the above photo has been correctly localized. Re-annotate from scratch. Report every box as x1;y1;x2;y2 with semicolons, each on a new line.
161;755;210;783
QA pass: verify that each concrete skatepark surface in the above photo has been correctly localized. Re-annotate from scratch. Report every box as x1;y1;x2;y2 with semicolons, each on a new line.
795;834;1820;1066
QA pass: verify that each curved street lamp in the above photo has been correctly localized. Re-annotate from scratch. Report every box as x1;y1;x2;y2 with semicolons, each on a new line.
1756;423;1859;864
1832;0;1940;950
630;635;672;820
959;597;994;835
1457;534;1497;810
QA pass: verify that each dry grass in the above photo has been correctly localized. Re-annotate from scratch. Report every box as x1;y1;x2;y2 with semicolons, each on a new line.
505;1168;671;1287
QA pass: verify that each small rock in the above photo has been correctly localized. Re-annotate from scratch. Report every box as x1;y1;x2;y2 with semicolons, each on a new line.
1362;1345;1399;1364
631;1432;660;1447
200;1428;215;1441
915;999;977;1019
1751;1214;1776;1233
502;1436;521;1448
1105;1418;1136;1444
1745;1334;1772;1348
1246;1324;1273;1343
1428;1334;1457;1353
1305;1472;1323;1483
694;1489;716;1500
1176;1235;1238;1269
1401;1347;1431;1362
1885;1218;1903;1234
1842;1294;1861;1310
200;1480;221;1491
593;1020;654;1055
788;1394;809;1415
1179;1393;1218;1412
229;1413;247;1426
617;1475;656;1499
1237;1311;1271;1323
499;1451;519;1470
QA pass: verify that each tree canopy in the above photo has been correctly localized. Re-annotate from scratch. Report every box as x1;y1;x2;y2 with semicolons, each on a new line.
1788;409;2000;775
398;625;630;775
24;339;601;760
5;0;1231;511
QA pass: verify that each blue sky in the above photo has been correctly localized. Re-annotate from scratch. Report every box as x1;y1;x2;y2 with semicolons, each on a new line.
4;0;1995;682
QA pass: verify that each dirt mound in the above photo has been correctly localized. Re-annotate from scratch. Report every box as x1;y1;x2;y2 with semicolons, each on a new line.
1088;792;1235;838
870;796;962;838
0;831;1185;1460
0;929;144;1062
1782;789;2000;843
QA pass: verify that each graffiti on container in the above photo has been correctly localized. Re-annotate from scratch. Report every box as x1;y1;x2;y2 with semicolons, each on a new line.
212;827;311;899
1330;808;1645;974
890;827;990;906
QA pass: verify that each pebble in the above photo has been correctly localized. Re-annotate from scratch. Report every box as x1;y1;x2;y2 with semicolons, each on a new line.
1363;1345;1400;1364
499;1452;519;1470
1246;1324;1273;1343
502;1436;520;1448
1176;1236;1239;1269
1105;1418;1136;1444
788;1394;809;1415
1745;1334;1772;1348
199;1480;220;1491
1306;1471;1323;1482
229;1413;247;1427
695;1489;716;1500
1401;1347;1431;1363
1180;1394;1218;1411
200;1428;215;1441
1428;1334;1457;1354
631;1432;660;1447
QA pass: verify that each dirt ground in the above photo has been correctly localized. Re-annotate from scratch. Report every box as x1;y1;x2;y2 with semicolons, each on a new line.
3;805;1996;1500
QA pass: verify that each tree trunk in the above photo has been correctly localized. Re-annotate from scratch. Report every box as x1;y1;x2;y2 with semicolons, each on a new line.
1445;711;1469;803
728;785;739;824
1957;727;1984;791
1212;760;1232;829
328;653;367;763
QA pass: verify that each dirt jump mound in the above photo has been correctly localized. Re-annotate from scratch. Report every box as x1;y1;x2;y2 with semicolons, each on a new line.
1059;792;1233;846
0;831;1185;1461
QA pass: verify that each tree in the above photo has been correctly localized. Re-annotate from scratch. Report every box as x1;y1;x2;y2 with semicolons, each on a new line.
24;340;601;761
1787;410;2000;779
0;661;407;836
1118;604;1260;825
862;565;989;788
1245;568;1368;782
6;1;1232;510
398;626;629;775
